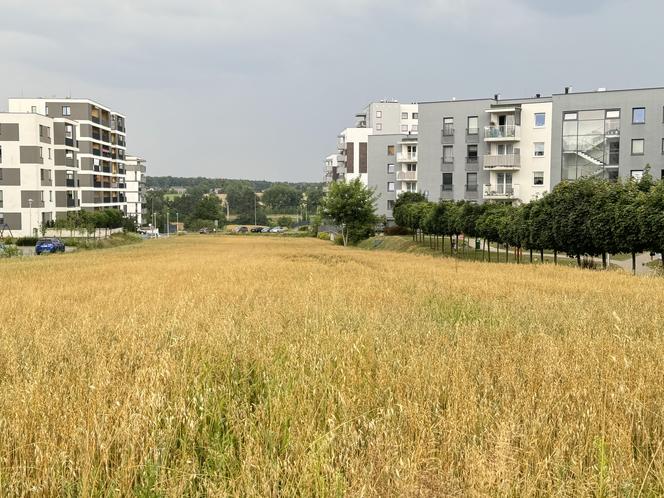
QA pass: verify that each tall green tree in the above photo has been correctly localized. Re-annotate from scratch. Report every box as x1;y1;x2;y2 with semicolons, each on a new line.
262;184;300;212
322;179;378;246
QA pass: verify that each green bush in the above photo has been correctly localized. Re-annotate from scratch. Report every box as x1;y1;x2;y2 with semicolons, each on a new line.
0;245;21;258
15;237;38;246
384;226;411;236
317;232;330;241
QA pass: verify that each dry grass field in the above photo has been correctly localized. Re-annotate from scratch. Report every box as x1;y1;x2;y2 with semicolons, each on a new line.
1;236;664;496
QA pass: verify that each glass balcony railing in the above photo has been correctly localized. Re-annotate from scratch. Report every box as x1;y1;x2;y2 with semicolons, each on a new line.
484;125;520;140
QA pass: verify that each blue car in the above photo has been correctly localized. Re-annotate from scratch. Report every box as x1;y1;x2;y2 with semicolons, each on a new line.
35;238;65;255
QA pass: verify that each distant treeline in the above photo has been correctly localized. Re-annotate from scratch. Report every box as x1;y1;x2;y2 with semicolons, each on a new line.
146;176;323;193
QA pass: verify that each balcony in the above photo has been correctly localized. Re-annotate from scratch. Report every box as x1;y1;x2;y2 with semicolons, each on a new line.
337;142;347;151
484;125;520;141
396;171;417;181
67;198;77;208
483;183;520;199
66;179;75;188
397;152;418;163
441;126;455;144
483;154;521;170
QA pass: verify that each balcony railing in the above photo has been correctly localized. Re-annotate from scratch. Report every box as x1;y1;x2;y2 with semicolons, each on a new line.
442;156;454;164
397;153;418;163
483;183;520;199
466;156;479;164
483;154;521;169
442;125;454;136
484;125;520;141
66;179;75;187
396;171;417;181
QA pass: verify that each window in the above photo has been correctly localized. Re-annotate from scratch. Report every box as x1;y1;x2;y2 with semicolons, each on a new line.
442;145;453;163
62;106;71;116
631;170;644;180
564;112;577;121
606;110;620;119
66;150;74;159
376;110;382;118
387;163;395;174
534;113;545;127
40;125;50;138
467;144;478;162
387;200;395;210
443;117;454;136
39;147;43;158
661;138;664;154
401;112;408;119
412;125;418;132
49;191;52;202
387;145;395;155
65;124;73;139
406;163;417;172
467;116;479;134
534;142;545;156
412;113;418;119
376;123;382;131
0;190;3;208
534;171;544;185
31;106;37;113
45;106;49;115
48;148;51;160
39;191;44;202
401;125;408;132
442;173;453;191
632;107;646;124
387;182;395;192
631;139;645;155
466;172;478;191
0;145;2;163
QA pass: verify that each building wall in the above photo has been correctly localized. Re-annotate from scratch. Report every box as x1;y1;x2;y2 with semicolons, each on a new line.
367;134;401;219
419;99;493;204
551;88;664;185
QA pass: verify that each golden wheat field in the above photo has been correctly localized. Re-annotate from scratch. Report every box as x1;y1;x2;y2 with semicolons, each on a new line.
1;235;663;496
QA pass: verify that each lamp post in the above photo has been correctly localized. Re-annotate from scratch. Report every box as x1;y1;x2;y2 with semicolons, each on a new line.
176;212;179;234
166;211;170;237
28;198;33;237
254;194;257;226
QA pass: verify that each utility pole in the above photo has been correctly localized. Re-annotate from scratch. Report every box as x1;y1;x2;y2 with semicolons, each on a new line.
166;212;170;237
254;194;257;225
176;212;179;233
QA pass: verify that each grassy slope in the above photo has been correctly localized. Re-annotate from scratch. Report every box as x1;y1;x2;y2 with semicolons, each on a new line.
0;236;663;495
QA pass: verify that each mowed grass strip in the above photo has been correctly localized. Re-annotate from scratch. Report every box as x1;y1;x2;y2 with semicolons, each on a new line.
0;236;663;496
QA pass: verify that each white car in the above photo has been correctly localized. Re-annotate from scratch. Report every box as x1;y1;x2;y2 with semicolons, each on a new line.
269;226;287;233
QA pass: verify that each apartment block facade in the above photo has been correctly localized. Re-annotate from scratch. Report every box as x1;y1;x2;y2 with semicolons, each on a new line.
325;86;664;221
125;155;147;225
0;97;146;236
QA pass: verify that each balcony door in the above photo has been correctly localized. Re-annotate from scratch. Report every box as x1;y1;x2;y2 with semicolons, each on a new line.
496;172;513;194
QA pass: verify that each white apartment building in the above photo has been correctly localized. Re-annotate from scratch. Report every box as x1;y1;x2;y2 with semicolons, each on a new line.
0;97;146;237
329;101;419;189
483;101;552;203
125;155;146;225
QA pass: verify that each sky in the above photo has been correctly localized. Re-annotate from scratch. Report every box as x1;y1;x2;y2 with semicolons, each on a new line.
0;0;661;182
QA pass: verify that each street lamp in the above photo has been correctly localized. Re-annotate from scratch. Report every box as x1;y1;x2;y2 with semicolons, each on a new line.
254;194;257;226
28;198;33;237
176;212;179;233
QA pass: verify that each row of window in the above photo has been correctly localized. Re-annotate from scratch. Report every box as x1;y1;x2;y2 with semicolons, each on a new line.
442;113;546;134
628;138;664;155
442;143;545;160
375;123;418;132
375;111;419;120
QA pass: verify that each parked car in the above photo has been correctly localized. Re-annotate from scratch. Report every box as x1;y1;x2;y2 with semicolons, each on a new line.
35;238;65;255
199;227;209;234
250;227;264;233
269;226;287;233
261;227;271;233
233;226;248;233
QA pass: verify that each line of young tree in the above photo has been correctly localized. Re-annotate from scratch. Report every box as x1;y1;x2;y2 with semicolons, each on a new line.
393;169;664;272
48;209;135;237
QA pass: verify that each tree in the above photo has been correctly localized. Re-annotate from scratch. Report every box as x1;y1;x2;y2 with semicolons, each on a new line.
225;183;256;216
613;181;647;274
262;184;300;212
193;195;225;224
394;191;427;211
641;180;664;267
322;179;378;246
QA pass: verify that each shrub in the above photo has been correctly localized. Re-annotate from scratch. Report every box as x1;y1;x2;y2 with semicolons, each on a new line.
0;245;21;258
384;226;411;236
317;232;331;241
15;237;38;247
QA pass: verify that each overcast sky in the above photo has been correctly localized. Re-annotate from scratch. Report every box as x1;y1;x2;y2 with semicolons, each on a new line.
0;0;659;181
